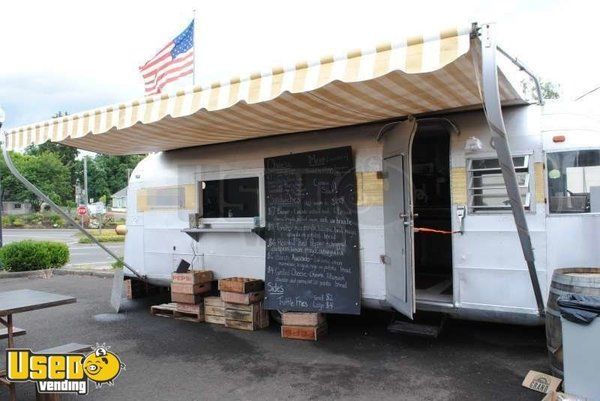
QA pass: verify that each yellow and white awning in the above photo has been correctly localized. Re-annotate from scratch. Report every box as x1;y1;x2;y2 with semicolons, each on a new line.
5;25;527;155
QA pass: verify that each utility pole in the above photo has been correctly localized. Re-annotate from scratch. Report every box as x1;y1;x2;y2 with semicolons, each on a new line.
83;156;89;205
0;106;5;248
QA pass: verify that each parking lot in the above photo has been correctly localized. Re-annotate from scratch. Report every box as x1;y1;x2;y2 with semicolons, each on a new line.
0;275;549;401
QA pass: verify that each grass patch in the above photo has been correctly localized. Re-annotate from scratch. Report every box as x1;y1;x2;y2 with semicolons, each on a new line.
78;233;125;243
78;229;126;243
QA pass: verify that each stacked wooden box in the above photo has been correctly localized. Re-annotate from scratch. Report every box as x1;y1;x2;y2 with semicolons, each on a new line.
281;312;327;341
170;270;213;322
204;296;225;325
219;277;269;331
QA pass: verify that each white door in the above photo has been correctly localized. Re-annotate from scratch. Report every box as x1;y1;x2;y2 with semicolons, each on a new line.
382;118;417;318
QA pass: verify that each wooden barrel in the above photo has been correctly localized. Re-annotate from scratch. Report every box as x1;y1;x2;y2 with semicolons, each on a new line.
115;225;128;235
546;268;600;377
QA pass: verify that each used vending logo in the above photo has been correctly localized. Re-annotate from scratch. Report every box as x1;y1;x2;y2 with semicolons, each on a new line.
5;344;124;395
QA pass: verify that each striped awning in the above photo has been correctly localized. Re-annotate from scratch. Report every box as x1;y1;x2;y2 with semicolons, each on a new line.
5;25;527;155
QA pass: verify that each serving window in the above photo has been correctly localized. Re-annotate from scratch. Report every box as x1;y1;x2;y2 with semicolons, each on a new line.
547;150;600;214
197;170;264;226
467;155;531;213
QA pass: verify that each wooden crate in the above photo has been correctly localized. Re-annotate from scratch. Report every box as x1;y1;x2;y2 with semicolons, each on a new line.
281;322;327;341
172;270;213;284
204;296;224;307
205;315;226;325
204;296;225;325
282;312;325;327
171;282;211;295
224;302;269;331
218;277;264;294
220;291;264;305
171;292;204;304
205;305;225;316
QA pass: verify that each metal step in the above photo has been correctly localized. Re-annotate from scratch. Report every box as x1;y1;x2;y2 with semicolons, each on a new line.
387;315;446;338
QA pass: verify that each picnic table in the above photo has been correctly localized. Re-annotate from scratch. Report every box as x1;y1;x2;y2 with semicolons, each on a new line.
0;289;76;348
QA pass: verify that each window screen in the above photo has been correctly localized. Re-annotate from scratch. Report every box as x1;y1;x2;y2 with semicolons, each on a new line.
547;150;600;213
201;177;259;218
468;155;531;212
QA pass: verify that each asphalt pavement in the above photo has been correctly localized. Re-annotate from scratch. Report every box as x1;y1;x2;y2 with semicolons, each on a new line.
0;275;549;401
2;229;124;267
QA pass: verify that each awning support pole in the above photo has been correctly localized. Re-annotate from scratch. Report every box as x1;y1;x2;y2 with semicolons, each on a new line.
1;135;145;280
479;23;545;316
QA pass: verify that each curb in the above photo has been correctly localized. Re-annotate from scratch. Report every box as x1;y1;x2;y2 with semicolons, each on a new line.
0;268;114;280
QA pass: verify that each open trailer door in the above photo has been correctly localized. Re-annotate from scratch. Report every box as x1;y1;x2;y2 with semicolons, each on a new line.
382;118;417;318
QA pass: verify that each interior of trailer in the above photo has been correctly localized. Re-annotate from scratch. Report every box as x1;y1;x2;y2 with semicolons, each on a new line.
412;123;453;304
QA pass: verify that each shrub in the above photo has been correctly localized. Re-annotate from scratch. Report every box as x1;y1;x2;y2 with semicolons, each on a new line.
111;258;124;269
0;240;70;271
12;218;24;228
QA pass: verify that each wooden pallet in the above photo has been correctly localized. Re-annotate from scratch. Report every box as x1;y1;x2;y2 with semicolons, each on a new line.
174;310;204;323
150;303;178;318
150;303;204;323
218;277;264;293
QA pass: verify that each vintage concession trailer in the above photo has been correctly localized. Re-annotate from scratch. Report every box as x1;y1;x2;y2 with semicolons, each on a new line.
5;23;600;325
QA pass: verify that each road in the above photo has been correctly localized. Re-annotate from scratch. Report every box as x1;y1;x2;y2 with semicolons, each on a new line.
2;229;124;267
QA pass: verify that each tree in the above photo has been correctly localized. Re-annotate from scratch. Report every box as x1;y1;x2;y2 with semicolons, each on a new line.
522;79;561;100
86;154;144;202
0;151;72;208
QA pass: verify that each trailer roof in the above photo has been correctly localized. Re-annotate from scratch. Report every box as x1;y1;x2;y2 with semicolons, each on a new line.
5;24;528;155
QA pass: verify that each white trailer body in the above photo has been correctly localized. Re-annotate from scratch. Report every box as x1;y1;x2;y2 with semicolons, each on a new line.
7;23;599;324
123;104;600;325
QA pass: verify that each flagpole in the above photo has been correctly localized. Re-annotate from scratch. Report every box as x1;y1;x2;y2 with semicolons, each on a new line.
192;9;196;86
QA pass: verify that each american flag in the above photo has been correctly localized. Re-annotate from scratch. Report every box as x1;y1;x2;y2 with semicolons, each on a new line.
140;20;195;95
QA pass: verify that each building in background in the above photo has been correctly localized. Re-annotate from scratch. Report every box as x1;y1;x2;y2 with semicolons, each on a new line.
2;201;33;215
111;187;127;212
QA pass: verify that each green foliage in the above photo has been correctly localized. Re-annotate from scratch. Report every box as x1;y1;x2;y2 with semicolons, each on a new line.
111;258;124;269
86;154;143;202
1;213;65;228
78;234;125;243
522;79;561;101
0;240;69;271
0;151;72;208
1;111;144;211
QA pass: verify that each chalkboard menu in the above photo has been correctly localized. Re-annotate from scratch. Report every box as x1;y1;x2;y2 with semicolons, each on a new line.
263;146;361;315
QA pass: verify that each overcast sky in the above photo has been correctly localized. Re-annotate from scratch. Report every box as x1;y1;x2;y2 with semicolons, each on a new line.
1;0;599;129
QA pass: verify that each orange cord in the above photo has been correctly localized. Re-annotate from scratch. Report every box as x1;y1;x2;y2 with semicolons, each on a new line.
414;227;462;235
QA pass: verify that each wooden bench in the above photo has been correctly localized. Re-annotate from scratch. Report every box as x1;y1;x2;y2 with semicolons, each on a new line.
0;327;26;339
35;343;92;401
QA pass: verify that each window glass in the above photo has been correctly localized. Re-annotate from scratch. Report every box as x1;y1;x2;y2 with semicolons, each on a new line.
547;150;600;213
468;156;531;212
202;177;259;218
